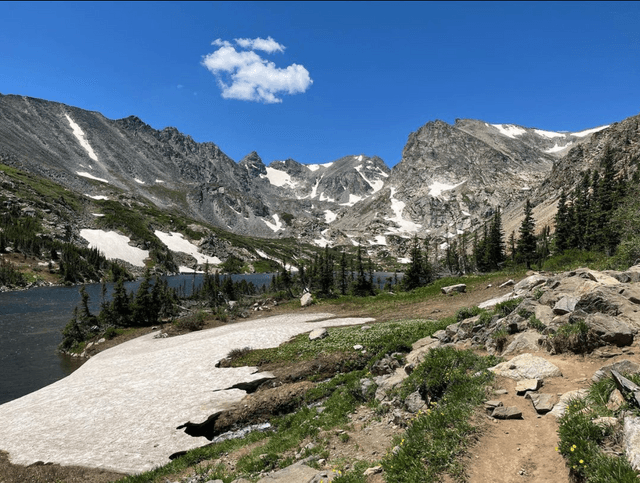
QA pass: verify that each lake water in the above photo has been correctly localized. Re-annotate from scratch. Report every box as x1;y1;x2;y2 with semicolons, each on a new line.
0;272;399;405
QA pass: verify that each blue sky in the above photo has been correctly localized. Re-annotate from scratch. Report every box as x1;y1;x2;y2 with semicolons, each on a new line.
2;2;639;167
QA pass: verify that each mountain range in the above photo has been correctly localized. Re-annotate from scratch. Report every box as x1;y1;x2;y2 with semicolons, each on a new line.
1;92;636;269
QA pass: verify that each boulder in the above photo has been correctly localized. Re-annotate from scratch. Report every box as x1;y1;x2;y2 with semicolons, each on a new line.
548;389;588;419
254;461;325;482
624;416;640;471
525;393;556;414
513;274;547;294
309;328;328;341
488;353;562;381
585;313;634;346
441;284;466;295
515;378;541;395
503;331;546;356
300;292;313;307
491;406;523;419
405;391;426;413
479;292;517;309
371;355;400;376
500;279;515;288
607;389;625;411
592;359;640;382
553;296;579;315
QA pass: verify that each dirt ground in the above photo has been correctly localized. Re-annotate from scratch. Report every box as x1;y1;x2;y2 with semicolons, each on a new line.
4;272;631;483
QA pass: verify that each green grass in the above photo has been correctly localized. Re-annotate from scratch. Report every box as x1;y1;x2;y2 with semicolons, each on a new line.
382;347;499;481
114;317;469;483
556;379;639;482
222;319;449;369
542;249;610;272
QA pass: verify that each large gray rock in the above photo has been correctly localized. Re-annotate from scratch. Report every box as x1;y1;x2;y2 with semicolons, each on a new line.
441;284;466;294
309;328;328;341
491;406;523;419
515;378;541;394
525;392;556;414
513;274;547;294
624;416;640;471
592;359;640;382
300;292;313;307
255;461;328;482
405;390;426;413
553;296;579;315
488;353;562;381
502;330;546;356
548;389;588;419
585;313;634;346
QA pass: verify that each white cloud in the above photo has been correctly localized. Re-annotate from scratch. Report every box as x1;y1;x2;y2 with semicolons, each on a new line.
202;37;312;103
234;36;284;53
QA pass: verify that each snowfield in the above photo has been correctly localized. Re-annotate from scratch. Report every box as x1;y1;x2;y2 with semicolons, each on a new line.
384;188;422;234
65;114;98;161
153;231;221;266
429;180;464;197
262;214;283;232
79;229;149;267
77;172;108;183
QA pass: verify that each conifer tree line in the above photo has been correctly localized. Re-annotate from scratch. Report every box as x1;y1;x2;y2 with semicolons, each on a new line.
554;145;630;256
269;244;380;297
0;205;130;284
61;270;179;351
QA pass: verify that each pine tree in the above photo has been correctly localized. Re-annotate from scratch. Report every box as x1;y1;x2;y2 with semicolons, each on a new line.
488;208;506;269
554;189;571;253
402;236;432;290
517;199;537;269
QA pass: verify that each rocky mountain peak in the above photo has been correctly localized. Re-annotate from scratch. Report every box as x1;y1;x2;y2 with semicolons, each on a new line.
239;151;266;177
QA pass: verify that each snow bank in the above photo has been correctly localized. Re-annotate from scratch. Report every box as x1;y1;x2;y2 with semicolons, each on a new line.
85;194;109;200
572;125;609;137
65;114;98;161
385;188;422;234
79;229;148;267
492;124;526;138
77;172;108;183
324;210;337;223
544;142;572;154
429;180;464;197
533;129;565;139
262;214;283;232
154;231;221;265
265;167;295;188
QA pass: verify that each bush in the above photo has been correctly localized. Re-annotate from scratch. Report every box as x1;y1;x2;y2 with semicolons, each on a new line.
548;320;599;354
174;311;206;331
455;306;484;322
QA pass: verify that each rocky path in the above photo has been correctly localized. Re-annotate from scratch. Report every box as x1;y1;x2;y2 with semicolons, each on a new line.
467;352;631;482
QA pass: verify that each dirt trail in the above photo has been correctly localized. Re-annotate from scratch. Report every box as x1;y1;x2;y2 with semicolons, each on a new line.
467;352;629;482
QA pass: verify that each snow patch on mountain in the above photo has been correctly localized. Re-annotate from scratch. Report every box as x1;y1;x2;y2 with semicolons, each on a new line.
572;125;609;137
65;114;98;161
533;129;565;139
134;178;145;185
77;172;108;183
262;214;283;232
154;231;221;266
324;210;337;223
385;188;422;234
85;194;109;200
265;167;295;188
355;165;385;193
341;194;363;206
79;229;148;267
492;124;527;138
545;142;573;154
429;180;464;197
